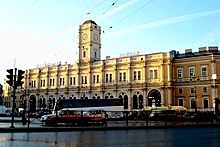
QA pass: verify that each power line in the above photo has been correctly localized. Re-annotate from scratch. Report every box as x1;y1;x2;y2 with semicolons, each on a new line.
106;0;153;31
102;0;119;14
16;0;39;24
64;0;108;31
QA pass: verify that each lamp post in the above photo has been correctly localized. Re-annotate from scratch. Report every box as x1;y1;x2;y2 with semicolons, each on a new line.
21;89;27;124
194;85;197;113
190;76;200;113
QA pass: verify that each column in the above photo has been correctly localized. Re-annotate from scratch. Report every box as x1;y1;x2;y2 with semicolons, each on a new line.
161;64;164;82
128;90;132;110
143;90;147;108
168;63;171;82
168;88;172;106
161;89;164;106
211;55;217;107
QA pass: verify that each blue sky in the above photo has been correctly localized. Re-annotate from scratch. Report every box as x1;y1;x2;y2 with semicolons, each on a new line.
1;0;220;84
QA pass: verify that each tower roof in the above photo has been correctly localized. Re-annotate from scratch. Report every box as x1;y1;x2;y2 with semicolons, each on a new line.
83;20;97;25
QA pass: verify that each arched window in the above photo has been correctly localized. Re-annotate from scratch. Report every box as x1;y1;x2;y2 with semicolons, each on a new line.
179;99;184;106
83;51;86;57
124;95;128;109
139;95;143;109
203;98;209;108
133;95;138;109
191;99;196;109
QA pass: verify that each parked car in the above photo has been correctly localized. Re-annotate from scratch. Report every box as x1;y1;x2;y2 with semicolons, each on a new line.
36;109;52;118
41;109;106;126
149;109;176;121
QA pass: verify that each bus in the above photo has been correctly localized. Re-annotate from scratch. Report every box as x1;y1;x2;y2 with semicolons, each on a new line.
53;98;124;113
148;106;187;120
41;98;124;126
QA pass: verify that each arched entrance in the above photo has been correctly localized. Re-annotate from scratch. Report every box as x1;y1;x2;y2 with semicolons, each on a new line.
29;95;36;112
132;91;143;109
147;89;161;107
118;92;128;110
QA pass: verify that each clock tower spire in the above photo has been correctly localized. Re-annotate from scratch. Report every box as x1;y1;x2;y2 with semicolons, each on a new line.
78;20;101;65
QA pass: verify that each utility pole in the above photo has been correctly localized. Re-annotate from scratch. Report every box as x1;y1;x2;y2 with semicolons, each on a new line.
6;68;25;128
11;68;17;128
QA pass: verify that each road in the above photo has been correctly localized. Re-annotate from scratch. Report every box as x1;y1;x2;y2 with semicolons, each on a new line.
1;116;220;129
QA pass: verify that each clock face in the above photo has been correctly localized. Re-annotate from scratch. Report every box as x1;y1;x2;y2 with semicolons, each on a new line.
82;33;87;40
93;34;98;41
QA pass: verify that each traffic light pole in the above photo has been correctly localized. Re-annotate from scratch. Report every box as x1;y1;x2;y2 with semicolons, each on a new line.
6;67;25;128
10;68;17;128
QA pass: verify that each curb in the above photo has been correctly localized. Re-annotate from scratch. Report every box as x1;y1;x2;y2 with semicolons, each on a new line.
0;124;220;133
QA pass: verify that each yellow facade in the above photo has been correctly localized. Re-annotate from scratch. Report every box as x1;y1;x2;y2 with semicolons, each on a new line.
172;47;220;110
3;20;220;111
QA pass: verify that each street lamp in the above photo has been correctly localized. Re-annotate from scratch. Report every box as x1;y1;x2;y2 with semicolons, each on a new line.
21;89;27;124
190;77;200;113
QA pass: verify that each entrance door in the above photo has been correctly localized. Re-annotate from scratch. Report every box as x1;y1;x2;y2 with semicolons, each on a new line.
29;95;36;112
147;89;161;107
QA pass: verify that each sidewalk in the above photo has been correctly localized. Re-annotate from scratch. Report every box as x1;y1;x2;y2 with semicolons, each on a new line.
0;119;220;133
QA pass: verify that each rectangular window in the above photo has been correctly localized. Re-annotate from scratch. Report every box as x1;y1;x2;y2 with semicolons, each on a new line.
70;77;72;85
134;71;137;80
106;74;108;82
73;77;76;85
177;68;183;78
119;72;122;82
138;71;141;80
83;51;86;57
62;78;65;85
49;79;52;86
85;76;87;84
150;70;153;79
109;74;112;82
97;75;99;83
203;87;208;93
201;66;208;77
81;76;84;84
43;79;45;87
123;72;126;81
154;70;158;79
189;67;195;77
190;87;196;93
59;78;62;86
93;75;96;83
178;88;183;94
52;79;55;86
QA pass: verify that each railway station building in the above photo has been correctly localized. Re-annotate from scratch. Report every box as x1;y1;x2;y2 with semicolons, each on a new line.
3;20;220;112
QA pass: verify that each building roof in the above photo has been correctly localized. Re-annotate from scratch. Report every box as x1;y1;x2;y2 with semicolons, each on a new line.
83;20;97;25
170;46;220;59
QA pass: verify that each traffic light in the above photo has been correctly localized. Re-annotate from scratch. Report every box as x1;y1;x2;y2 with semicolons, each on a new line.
17;70;25;87
6;69;13;86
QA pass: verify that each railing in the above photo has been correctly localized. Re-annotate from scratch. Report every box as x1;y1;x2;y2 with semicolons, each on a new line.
41;110;220;127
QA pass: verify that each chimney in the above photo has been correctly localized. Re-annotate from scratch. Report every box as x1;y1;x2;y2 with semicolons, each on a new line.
199;47;206;52
198;47;207;54
208;46;218;53
185;49;192;54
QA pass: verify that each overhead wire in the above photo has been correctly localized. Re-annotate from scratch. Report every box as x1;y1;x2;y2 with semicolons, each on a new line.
16;0;39;24
68;0;108;27
102;0;119;14
66;0;109;55
105;0;153;32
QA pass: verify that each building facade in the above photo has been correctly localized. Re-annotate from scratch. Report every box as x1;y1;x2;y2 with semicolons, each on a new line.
3;20;220;112
172;47;220;110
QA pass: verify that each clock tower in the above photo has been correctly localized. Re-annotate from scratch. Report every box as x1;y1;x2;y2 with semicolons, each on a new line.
78;20;101;64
